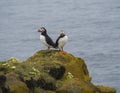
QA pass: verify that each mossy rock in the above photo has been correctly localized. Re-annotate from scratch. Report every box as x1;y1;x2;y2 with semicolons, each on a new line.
24;50;91;81
0;50;116;93
96;85;116;93
6;72;29;93
57;78;100;93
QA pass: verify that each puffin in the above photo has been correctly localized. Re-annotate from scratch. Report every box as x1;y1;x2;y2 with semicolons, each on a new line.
55;31;68;52
38;27;55;49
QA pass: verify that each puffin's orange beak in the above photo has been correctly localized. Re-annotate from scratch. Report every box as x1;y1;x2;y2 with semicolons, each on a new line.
38;29;42;32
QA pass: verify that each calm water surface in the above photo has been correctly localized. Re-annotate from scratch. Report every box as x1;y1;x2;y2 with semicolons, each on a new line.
0;0;120;92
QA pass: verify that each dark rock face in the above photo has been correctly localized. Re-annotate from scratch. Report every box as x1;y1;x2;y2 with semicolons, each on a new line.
0;75;10;93
25;77;36;93
0;75;6;87
82;63;89;75
49;65;65;80
1;86;10;93
37;77;56;90
0;67;8;73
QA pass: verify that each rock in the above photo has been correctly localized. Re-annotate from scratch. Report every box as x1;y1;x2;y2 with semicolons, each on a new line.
37;75;56;90
56;78;101;93
25;77;36;93
0;75;10;93
6;72;29;93
0;50;116;93
0;75;6;88
49;65;65;79
96;85;116;93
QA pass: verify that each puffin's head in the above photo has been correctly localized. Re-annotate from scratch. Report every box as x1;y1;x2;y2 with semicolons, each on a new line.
60;31;65;37
38;27;47;34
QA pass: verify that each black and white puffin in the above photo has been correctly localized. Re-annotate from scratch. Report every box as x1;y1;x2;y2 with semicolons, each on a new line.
55;31;68;52
38;27;55;49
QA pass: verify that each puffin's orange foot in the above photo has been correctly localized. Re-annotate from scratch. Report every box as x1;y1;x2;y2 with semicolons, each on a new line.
60;50;67;54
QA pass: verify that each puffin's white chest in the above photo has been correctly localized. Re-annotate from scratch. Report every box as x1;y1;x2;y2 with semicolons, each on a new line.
58;36;68;48
40;35;49;47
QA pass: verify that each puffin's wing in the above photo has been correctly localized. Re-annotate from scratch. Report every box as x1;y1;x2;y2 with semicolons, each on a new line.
55;36;60;48
46;35;55;47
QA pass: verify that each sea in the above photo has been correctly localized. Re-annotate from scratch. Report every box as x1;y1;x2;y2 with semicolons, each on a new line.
0;0;120;92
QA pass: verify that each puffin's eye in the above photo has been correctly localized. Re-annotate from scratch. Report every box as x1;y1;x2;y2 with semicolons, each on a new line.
41;28;45;31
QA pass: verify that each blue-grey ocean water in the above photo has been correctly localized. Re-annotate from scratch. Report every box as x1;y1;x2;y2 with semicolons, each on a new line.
0;0;120;92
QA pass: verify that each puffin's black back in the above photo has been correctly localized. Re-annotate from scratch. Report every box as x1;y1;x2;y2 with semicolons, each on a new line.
45;34;55;47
